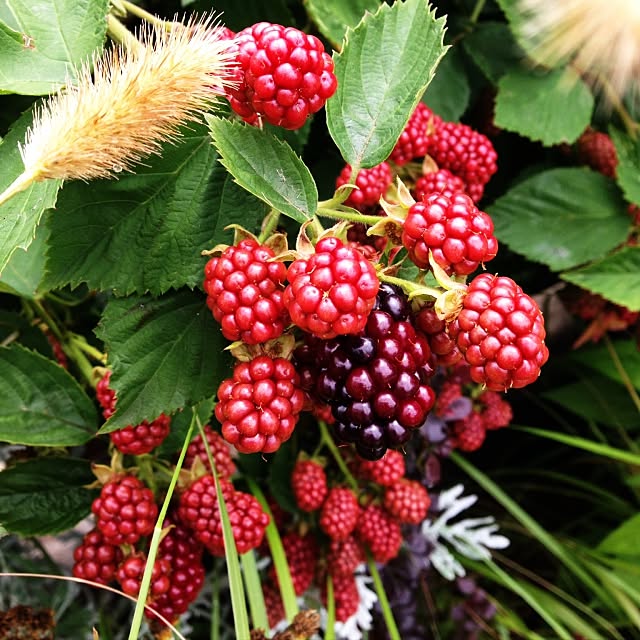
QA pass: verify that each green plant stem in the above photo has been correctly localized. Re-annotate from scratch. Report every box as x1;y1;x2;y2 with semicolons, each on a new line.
211;569;220;640
127;410;196;640
30;299;63;342
604;335;640;413
258;209;281;243
69;333;107;364
367;555;401;640
469;0;486;23
316;206;381;226
318;420;358;492
241;550;269;633
246;478;299;621
325;574;336;640
197;417;251;640
119;0;170;29
106;14;143;52
377;272;441;299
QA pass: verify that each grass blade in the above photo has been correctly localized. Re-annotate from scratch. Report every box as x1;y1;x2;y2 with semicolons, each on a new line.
241;550;269;633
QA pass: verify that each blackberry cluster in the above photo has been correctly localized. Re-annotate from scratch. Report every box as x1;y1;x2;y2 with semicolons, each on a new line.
296;283;436;460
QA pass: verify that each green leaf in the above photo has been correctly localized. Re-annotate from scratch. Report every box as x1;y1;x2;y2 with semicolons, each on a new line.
543;375;639;429
599;514;640;558
494;67;593;146
570;339;640;390
44;123;248;296
0;345;97;446
0;0;109;95
421;46;470;122
561;246;640;311
610;127;640;206
0;457;97;535
96;290;229;431
207;116;317;223
461;22;523;83
0;216;47;298
326;0;447;169
304;0;380;48
487;168;629;271
0;107;60;275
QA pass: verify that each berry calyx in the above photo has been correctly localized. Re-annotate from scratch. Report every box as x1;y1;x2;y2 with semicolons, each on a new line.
448;273;549;391
204;238;289;345
335;162;393;210
215;355;305;454
319;487;360;541
284;236;380;340
402;192;498;275
291;459;328;512
226;22;337;130
91;475;158;546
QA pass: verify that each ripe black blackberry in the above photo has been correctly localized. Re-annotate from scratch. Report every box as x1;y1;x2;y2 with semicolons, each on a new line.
295;283;436;460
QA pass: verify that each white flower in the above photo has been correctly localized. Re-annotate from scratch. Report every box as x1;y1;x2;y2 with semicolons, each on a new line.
421;484;510;581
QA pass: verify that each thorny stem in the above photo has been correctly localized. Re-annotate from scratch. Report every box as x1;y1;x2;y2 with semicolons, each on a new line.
604;334;640;413
316;206;381;226
318;420;359;492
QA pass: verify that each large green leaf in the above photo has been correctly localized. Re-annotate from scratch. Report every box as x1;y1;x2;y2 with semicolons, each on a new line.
495;67;593;146
304;0;379;48
44;122;257;296
487;168;630;271
610;126;640;206
0;216;47;298
326;0;447;169
96;290;229;431
207;116;317;223
421;46;470;122
462;21;524;83
561;247;640;311
0;345;97;446
0;457;96;535
571;339;640;390
0;107;60;275
0;0;108;95
543;375;639;429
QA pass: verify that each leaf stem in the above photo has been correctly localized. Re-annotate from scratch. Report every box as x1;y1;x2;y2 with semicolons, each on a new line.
258;209;281;244
106;14;143;53
377;272;441;299
318;420;358;492
325;574;336;640
119;0;171;29
316;206;381;226
604;335;640;413
367;555;401;640
69;333;107;364
241;550;269;632
126;408;196;640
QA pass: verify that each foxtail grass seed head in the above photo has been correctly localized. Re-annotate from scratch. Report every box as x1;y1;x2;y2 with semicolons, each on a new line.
518;0;640;102
19;15;237;185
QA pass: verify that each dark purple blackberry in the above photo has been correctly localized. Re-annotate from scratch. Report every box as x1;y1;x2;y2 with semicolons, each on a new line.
294;284;436;460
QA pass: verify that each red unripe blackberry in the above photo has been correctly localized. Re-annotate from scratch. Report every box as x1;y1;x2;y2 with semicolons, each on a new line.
452;412;486;451
449;274;549;391
45;331;68;368
320;487;360;541
110;414;171;456
215;355;305;454
389;102;441;165
356;449;405;487
96;370;116;419
227;22;337;130
383;479;431;524
91;475;158;546
151;517;206;621
356;504;402;563
177;475;269;556
284;236;380;339
335;162;393;210
295;283;436;460
330;572;360;623
184;425;236;480
478;390;513;430
577;129;618;178
402;192;498;275
327;535;365;576
291;459;328;512
116;552;172;600
72;528;123;585
426;121;498;202
413;168;465;200
204;238;289;345
414;306;462;366
271;531;318;596
434;381;464;418
263;584;286;629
